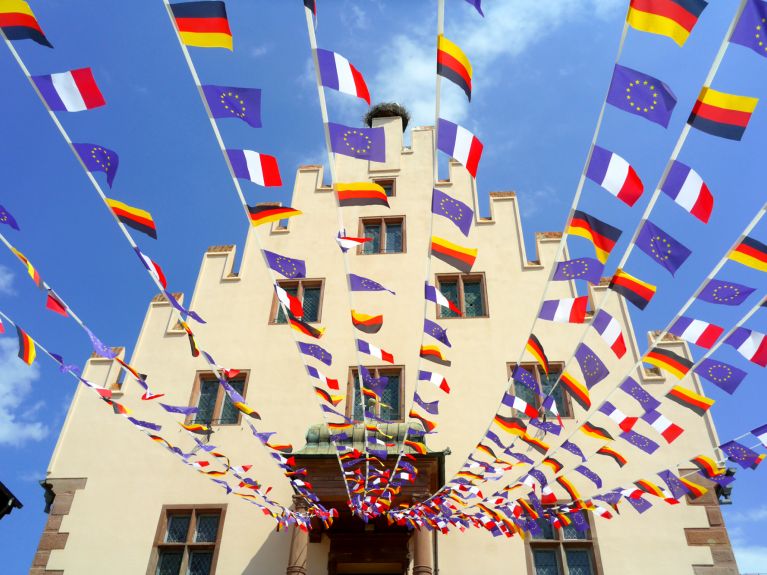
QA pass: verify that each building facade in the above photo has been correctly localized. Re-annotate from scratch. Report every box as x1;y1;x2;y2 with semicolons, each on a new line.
31;115;738;574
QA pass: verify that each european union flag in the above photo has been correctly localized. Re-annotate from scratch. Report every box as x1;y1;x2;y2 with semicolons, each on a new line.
262;250;306;279
697;279;755;306
424;319;451;348
329;122;385;162
694;359;747;394
575;343;609;388
348;273;395;294
720;440;761;469
635;219;691;276
73;143;119;188
297;342;332;366
731;0;767;58
431;189;473;236
0;205;20;230
552;258;604;284
606;64;677;127
202;85;262;128
620;430;660;454
512;366;540;395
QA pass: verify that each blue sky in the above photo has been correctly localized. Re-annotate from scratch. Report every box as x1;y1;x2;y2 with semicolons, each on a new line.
1;0;765;572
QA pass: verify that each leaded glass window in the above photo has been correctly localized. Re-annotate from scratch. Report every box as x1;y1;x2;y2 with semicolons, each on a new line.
379;372;401;420
541;370;569;419
165;515;191;543
187;551;213;575
151;508;223;575
533;550;561;575
195;382;217;425
566;549;594;575
435;274;487;318
219;380;245;425
360;217;405;254
156;551;183;575
349;367;403;421
193;376;247;426
530;508;599;575
272;280;323;324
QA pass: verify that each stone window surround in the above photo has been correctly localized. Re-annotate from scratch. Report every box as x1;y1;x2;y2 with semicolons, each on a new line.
185;371;250;427
345;365;406;422
268;278;325;324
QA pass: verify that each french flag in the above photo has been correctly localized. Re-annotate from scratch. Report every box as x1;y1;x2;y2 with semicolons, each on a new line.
661;161;713;223
226;149;282;187
31;68;105;112
586;146;643;207
305;365;339;390
669;316;723;349
418;370;450;393
538;296;588;323
356;338;394;363
437;118;484;178
275;284;304;318
425;283;462;316
134;248;168;290
591;310;626;358
643;410;684;443
725;327;767;367
316;48;370;104
598;401;637;432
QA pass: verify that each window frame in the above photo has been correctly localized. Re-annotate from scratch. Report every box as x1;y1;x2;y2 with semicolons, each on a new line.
434;272;489;319
526;506;603;575
373;178;396;198
148;504;226;575
357;215;407;255
506;362;573;419
186;371;250;427
346;365;406;422
269;278;325;324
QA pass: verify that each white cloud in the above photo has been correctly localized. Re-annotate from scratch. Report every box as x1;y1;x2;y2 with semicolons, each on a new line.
0;264;15;296
371;1;623;128
518;186;560;217
248;44;270;59
0;338;48;446
734;545;767;572
726;505;767;523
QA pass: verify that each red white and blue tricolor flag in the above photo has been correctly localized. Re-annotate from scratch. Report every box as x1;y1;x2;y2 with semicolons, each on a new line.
586;146;644;206
725;327;767;367
538;297;588;323
669;316;723;349
226;149;282;187
316;48;370;104
660;161;713;223
31;68;105;112
437;118;484;178
591;310;626;358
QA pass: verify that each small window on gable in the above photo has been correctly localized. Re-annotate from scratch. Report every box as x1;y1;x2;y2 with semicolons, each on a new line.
347;366;404;422
374;178;396;197
360;217;405;254
189;374;248;426
506;363;572;419
435;273;488;318
271;279;324;324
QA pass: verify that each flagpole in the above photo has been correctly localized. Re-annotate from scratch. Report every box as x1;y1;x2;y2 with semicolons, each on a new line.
410;11;632;514
0;307;288;520
461;203;767;514
157;0;356;511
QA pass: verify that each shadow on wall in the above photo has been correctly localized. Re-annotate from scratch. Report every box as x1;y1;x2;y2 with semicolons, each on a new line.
242;528;291;575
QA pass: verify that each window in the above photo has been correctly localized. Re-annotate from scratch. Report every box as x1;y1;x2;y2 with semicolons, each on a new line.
271;279;323;324
507;363;571;418
150;507;224;575
360;217;405;254
347;366;404;421
435;274;487;318
189;374;248;426
529;509;597;575
374;178;396;197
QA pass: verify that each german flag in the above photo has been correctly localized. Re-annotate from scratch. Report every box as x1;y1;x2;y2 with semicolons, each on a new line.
476;443;498;460
103;398;131;416
179;320;200;357
0;0;52;47
609;268;656;310
409;409;437;433
419;345;451;367
180;422;212;434
560;371;591;410
525;334;549;374
231;401;260;420
106;198;158;239
691;455;723;478
542;457;564;473
556;476;581;501
644;347;693;379
580;422;614;441
351;310;383;334
335;182;389;207
329;422;353;432
170;1;233;50
568;210;622;264
10;247;43;289
679;476;708;499
494;414;527;436
729;236;767;272
16;326;36;365
266;442;293;453
288;312;324;339
431;236;477;272
635;479;665;498
437;34;472;100
688;87;758;141
627;0;708;46
404;439;427;454
520;433;549;455
596;445;627;467
666;385;714;415
247;204;302;227
314;387;344;407
518;499;539;520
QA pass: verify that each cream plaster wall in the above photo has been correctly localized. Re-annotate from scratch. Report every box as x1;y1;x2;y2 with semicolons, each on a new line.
42;117;724;574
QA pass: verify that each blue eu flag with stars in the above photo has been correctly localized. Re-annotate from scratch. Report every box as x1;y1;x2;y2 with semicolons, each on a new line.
607;64;677;127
